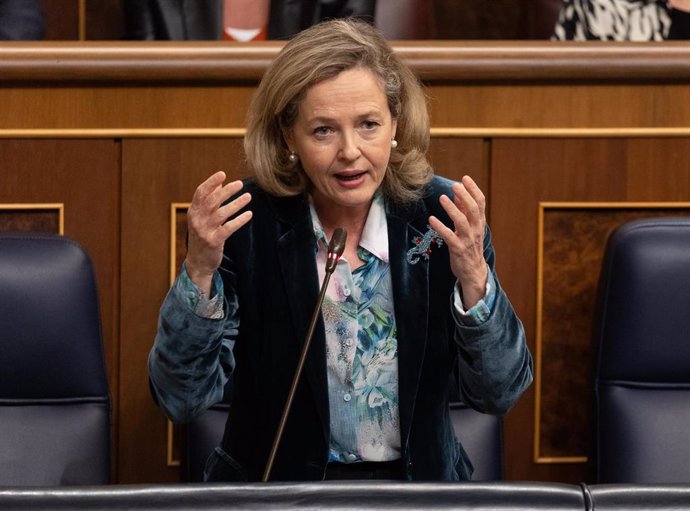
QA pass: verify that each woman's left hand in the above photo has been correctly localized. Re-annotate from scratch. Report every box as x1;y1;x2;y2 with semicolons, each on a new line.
429;175;488;309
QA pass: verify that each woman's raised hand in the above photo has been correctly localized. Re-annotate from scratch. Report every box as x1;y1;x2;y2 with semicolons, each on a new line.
428;175;488;309
184;171;253;295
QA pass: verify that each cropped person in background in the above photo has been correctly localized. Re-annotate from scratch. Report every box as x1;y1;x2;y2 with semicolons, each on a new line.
149;18;532;482
123;0;375;40
553;0;690;40
0;0;44;40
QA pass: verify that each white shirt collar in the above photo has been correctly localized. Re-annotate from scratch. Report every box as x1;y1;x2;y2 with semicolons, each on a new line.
308;192;389;263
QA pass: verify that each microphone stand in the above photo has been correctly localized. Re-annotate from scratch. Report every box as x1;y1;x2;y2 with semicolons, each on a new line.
262;228;347;482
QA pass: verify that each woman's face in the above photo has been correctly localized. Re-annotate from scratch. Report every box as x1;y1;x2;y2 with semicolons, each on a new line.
286;67;397;215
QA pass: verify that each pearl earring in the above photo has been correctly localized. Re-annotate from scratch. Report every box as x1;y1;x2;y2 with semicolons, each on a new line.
391;139;398;149
288;151;298;163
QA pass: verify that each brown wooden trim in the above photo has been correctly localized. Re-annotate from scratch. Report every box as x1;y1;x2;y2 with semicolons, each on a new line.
78;0;86;42
4;42;690;83
167;203;190;467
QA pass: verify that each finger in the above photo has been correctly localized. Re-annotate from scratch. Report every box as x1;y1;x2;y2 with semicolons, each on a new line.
429;213;466;251
460;175;486;215
452;183;485;228
193;171;227;203
439;194;470;236
215;192;252;224
218;210;253;241
452;183;479;221
428;215;452;241
208;179;245;211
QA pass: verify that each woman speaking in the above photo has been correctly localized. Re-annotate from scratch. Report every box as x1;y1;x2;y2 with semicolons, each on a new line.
149;18;533;482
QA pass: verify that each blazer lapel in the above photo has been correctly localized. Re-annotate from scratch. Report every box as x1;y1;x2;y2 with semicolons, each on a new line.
387;199;430;452
273;196;330;441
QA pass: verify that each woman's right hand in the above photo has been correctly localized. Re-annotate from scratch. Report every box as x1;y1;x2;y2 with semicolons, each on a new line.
184;171;253;295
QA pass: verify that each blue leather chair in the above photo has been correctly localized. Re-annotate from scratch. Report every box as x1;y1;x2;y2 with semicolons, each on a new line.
449;401;503;481
0;233;111;485
593;217;690;483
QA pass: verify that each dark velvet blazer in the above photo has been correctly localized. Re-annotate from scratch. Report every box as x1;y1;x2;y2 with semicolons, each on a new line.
151;175;532;482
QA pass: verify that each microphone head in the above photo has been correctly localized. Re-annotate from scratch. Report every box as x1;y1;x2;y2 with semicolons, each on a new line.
325;228;347;273
329;228;347;258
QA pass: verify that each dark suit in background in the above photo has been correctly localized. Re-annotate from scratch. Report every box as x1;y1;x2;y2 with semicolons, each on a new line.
122;0;375;40
0;0;44;40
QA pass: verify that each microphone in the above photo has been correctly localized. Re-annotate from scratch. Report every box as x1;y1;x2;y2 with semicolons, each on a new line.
325;228;347;273
262;228;348;482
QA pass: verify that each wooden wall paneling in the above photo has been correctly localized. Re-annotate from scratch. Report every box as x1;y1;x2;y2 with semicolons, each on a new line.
42;0;80;40
427;137;490;216
428;138;489;188
491;137;690;484
44;0;123;41
86;0;124;40
432;0;525;39
492;138;631;484
119;137;247;483
524;0;563;39
426;84;690;129
626;138;690;200
0;138;121;477
0;86;255;130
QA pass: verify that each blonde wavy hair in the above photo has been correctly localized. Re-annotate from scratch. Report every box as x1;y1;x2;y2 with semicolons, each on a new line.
244;18;432;203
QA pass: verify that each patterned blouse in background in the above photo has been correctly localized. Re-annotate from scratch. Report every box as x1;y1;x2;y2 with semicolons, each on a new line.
552;0;690;40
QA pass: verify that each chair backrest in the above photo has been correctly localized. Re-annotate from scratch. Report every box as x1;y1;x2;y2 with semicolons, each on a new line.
593;217;690;483
185;398;502;481
185;401;230;482
0;233;111;485
449;402;503;481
